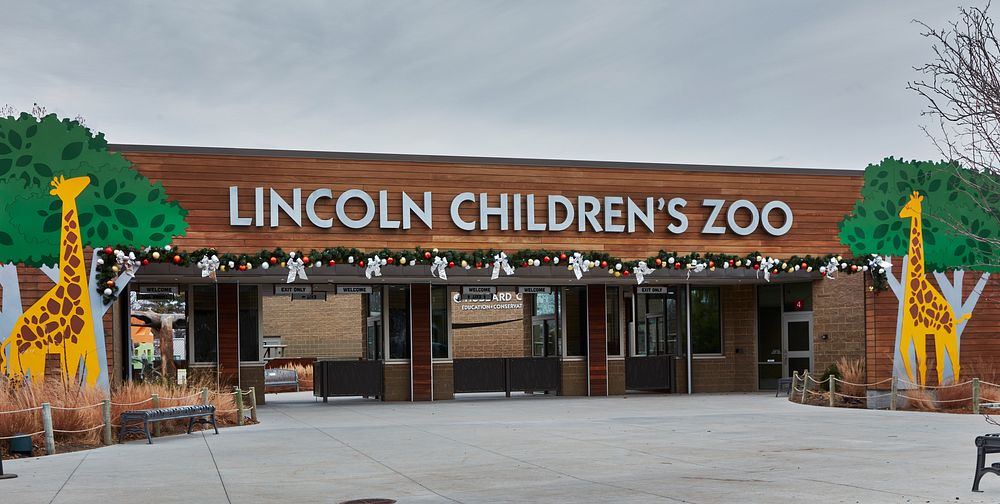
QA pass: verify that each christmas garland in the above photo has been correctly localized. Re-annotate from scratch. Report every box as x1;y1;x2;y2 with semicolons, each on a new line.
94;245;890;303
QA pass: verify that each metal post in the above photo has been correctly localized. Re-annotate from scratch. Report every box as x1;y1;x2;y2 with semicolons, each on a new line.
973;378;981;415
201;387;209;405
249;387;258;423
41;403;55;455
890;376;898;411
234;387;244;426
829;377;836;407
800;371;809;403
0;456;16;479
102;399;112;446
685;284;693;394
151;394;160;437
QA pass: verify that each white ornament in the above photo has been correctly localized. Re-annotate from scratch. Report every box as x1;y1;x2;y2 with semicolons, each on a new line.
103;288;113;296
533;259;541;267
261;262;270;270
614;263;622;271
553;257;559;265
668;257;675;264
348;255;354;264
164;245;172;252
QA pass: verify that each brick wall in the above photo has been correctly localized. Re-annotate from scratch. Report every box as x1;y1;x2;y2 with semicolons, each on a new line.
262;293;362;359
383;362;410;401
433;362;454;400
690;284;757;393
608;358;625;395
813;275;867;375
451;287;527;358
239;363;265;405
560;359;588;396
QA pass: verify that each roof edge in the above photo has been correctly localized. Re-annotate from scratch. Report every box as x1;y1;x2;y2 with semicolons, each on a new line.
108;143;863;177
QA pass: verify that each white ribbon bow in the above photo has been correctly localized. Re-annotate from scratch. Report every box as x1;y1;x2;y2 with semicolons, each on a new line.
197;254;220;279
823;257;840;280
686;260;707;280
491;252;515;280
633;261;654;284
568;252;590;280
869;254;891;276
365;255;382;279
286;253;308;283
760;257;778;282
114;250;139;275
430;256;448;280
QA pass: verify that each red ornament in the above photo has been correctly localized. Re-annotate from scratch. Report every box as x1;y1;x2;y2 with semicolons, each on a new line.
622;270;629;276
600;260;608;269
543;256;551;263
422;251;431;259
475;262;482;268
239;264;247;271
104;246;113;255
269;256;278;265
386;257;394;265
358;260;365;267
142;259;150;266
801;262;807;269
772;268;779;274
172;255;182;264
729;259;735;266
559;253;567;261
674;262;681;270
655;258;662;266
708;260;715;268
753;263;760;270
106;280;115;288
302;256;310;264
851;264;858;272
448;261;455;268
522;261;529;268
328;259;336;266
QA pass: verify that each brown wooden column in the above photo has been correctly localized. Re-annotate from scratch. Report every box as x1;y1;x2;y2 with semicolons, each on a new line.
587;284;608;396
217;284;240;388
410;283;432;401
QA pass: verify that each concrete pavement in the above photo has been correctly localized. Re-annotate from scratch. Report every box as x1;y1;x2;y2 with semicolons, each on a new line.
2;392;996;503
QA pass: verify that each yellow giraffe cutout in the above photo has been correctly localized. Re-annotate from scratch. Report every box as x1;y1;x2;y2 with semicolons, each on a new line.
0;176;100;385
897;191;971;385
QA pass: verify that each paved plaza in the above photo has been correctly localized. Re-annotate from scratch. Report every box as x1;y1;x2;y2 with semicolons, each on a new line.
2;392;996;503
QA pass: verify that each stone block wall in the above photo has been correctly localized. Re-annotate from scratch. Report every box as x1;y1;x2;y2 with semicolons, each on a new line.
262;293;362;359
433;362;454;400
560;359;588;396
812;275;867;375
690;284;757;393
383;362;411;401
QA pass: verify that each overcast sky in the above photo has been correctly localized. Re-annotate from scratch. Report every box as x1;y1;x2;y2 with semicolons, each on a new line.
2;1;972;169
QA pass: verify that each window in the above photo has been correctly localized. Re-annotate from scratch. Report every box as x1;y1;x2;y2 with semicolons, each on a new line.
366;289;383;360
564;287;587;357
387;285;410;359
239;285;260;362
531;290;560;357
782;282;813;312
191;285;217;363
633;288;681;356
606;287;622;356
691;287;722;354
431;285;449;359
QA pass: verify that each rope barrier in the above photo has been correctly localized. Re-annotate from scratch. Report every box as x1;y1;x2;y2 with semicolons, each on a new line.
0;406;42;415
896;379;974;389
52;424;105;434
831;376;893;387
0;430;45;440
110;399;153;407
157;393;202;401
898;393;974;403
49;403;104;411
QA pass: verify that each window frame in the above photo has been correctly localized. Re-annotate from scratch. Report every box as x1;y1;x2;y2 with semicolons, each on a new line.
431;285;452;360
383;284;412;361
238;284;264;364
188;284;219;365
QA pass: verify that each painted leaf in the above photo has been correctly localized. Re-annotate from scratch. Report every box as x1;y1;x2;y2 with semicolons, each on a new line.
61;141;82;160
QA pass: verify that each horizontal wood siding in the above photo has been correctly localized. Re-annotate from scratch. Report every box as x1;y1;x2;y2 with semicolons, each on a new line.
410;283;432;401
587;284;607;396
217;283;239;388
118;151;863;259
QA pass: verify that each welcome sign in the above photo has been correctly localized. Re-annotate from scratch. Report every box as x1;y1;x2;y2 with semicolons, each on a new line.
229;187;793;236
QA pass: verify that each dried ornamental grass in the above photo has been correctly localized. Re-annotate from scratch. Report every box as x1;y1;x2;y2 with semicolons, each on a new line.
834;357;867;404
933;380;973;410
280;363;313;391
902;388;939;411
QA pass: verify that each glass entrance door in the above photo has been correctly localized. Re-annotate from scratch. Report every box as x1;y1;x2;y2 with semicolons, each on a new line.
784;312;813;377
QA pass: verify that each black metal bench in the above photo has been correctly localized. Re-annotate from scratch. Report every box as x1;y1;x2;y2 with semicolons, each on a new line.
974;433;1000;491
265;368;299;394
119;404;218;445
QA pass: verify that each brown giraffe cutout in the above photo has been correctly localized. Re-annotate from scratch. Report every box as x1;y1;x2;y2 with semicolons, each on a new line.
0;175;100;385
897;191;971;385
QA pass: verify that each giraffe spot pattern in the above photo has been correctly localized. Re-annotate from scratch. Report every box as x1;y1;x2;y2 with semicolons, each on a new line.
68;254;80;268
75;306;84;316
910;278;920;290
67;284;81;299
65;209;74;221
46;298;60;314
39;312;49;323
68;219;76;229
65;231;77;244
61;298;73;316
20;325;36;342
62;265;73;276
44;321;58;334
55;286;65;298
69;315;84;333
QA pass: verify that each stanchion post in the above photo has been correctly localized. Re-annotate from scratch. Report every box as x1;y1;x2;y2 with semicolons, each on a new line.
151;394;160;437
234;387;245;426
791;371;799;402
0;455;17;479
201;387;209;405
102;399;112;446
890;376;898;411
800;371;809;403
829;378;836;407
248;387;258;423
973;378;981;415
41;403;55;455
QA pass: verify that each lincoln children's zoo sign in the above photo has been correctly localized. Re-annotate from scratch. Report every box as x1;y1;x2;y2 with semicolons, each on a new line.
228;187;794;236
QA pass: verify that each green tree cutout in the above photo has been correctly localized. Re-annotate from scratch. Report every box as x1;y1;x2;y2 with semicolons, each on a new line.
0;111;188;390
838;157;996;384
0;113;187;265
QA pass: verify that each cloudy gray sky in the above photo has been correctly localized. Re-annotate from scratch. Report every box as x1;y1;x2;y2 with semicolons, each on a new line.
2;1;971;169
